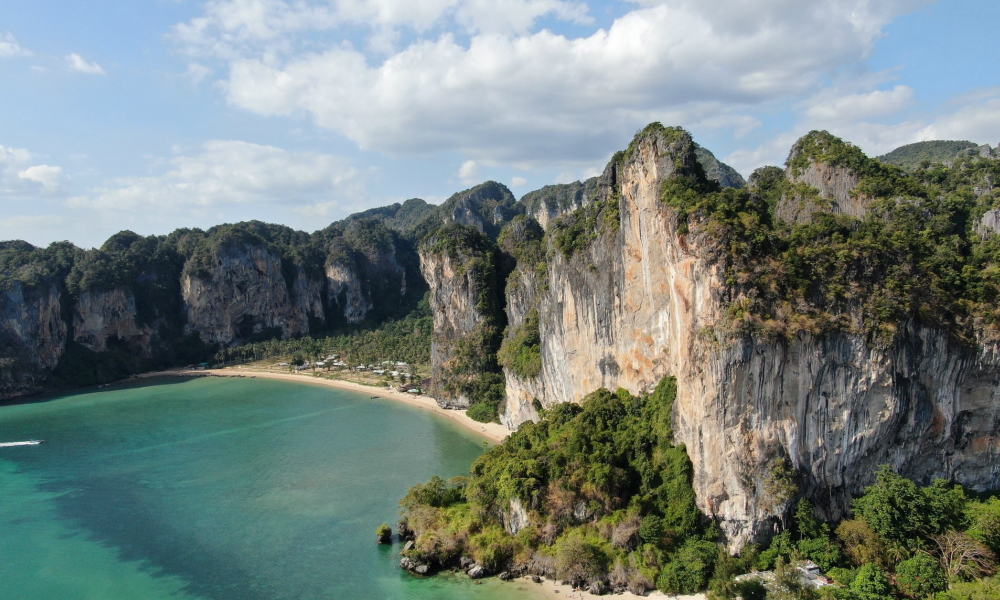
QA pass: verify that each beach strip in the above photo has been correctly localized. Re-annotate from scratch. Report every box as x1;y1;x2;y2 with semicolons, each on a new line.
141;368;511;443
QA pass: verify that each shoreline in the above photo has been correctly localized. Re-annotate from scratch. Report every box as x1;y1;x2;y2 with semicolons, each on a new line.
139;368;511;443
512;576;704;600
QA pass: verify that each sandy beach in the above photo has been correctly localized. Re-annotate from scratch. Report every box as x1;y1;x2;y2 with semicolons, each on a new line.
140;367;512;443
519;576;705;600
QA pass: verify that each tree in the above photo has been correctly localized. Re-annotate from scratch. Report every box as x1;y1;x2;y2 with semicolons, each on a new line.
836;519;889;569
967;498;1000;556
850;563;894;600
853;466;932;545
895;552;947;598
769;556;819;600
932;530;997;582
707;550;742;600
657;539;718;594
934;576;1000;600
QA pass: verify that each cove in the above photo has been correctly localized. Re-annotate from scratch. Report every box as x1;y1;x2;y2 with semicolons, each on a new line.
0;376;546;600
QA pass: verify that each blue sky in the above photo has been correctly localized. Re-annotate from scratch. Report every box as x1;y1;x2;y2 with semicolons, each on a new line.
1;0;998;248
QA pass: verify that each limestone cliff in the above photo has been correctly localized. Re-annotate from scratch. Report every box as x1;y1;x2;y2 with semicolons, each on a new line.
518;179;599;230
775;133;868;225
500;125;1000;551
0;281;66;397
419;224;504;409
72;288;152;356
182;243;314;346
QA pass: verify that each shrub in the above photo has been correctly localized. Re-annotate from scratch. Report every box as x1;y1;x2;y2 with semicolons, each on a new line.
895;552;948;598
657;539;718;594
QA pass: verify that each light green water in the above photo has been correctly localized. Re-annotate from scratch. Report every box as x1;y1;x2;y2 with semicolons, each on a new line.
0;377;546;600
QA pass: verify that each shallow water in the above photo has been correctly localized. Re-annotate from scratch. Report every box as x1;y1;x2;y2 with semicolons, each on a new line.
0;377;546;600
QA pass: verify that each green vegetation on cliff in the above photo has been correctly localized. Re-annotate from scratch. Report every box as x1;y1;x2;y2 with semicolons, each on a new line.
423;224;508;422
399;378;716;594
661;129;1000;343
878;140;981;171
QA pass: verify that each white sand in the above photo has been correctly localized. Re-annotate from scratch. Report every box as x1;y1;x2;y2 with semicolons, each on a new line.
141;368;511;443
523;576;706;600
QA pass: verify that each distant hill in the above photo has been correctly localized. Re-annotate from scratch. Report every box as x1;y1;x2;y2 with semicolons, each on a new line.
877;140;979;170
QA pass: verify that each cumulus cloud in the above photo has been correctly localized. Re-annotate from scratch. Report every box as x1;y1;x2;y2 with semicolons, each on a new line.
805;85;915;124
176;0;928;166
723;89;1000;176
67;53;106;75
70;140;363;212
18;165;65;192
511;175;527;187
0;144;66;196
457;159;481;185
0;32;32;58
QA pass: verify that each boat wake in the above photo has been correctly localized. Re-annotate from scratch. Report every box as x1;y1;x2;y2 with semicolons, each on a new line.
0;440;44;447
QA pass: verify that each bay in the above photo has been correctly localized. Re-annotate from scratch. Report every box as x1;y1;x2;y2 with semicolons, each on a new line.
0;377;545;600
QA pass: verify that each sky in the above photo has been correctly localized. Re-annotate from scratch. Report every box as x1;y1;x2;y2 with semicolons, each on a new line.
1;0;998;249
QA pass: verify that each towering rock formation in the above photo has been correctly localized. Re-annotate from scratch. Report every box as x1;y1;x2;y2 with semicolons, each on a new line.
497;124;1000;550
0;281;66;396
775;131;870;225
182;243;317;346
419;224;505;409
72;288;152;355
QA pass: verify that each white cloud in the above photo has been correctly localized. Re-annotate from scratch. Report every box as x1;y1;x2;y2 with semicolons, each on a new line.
457;159;480;185
67;53;106;75
190;0;928;166
69;140;363;212
18;165;65;192
511;175;527;187
186;63;212;84
805;85;915;123
0;143;67;196
0;32;32;58
724;90;1000;175
173;0;590;60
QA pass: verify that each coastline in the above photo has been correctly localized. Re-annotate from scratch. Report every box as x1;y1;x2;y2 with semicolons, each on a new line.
138;368;511;443
518;577;704;600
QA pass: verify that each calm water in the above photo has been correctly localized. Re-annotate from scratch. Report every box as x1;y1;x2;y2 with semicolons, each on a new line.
0;377;546;600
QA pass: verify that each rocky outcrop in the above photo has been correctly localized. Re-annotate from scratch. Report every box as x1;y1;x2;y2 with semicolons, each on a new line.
0;282;66;396
419;225;502;408
694;144;746;189
977;210;1000;238
518;179;599;230
439;181;523;240
500;126;1000;551
325;263;371;324
776;135;868;225
182;244;312;346
72;288;152;356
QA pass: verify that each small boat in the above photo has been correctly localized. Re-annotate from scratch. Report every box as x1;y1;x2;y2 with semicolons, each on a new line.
0;440;45;447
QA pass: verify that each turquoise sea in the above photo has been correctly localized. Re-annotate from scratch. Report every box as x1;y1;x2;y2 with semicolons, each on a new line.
0;377;546;600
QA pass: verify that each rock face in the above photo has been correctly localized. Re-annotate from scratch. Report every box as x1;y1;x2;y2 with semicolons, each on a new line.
325;263;373;324
0;282;66;396
500;126;1000;551
694;144;746;189
976;209;1000;238
519;179;599;230
419;226;501;408
72;288;152;356
182;244;316;346
439;181;523;240
776;136;868;225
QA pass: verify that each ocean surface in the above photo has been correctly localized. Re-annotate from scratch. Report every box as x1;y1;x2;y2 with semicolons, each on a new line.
0;376;546;600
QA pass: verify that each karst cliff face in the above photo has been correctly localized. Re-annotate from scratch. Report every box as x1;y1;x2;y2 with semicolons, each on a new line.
0;282;66;396
419;225;502;408
499;127;1000;551
183;244;318;346
72;288;153;356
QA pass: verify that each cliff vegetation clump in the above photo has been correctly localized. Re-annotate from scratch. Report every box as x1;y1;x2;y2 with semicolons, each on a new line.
662;129;1000;344
398;378;722;595
398;401;1000;598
